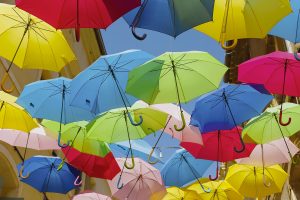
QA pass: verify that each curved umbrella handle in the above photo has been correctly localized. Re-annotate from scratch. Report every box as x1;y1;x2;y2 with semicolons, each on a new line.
117;175;124;189
57;131;70;148
131;25;147;40
174;111;186;131
234;134;245;153
209;167;219;181
263;173;271;188
221;38;238;50
294;52;300;61
1;72;15;93
124;153;135;169
127;112;143;126
200;183;211;193
279;110;291;126
19;165;30;179
57;160;65;171
147;147;159;165
74;176;82;186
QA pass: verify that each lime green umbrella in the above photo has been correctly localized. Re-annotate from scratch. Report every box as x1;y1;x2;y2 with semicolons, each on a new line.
86;106;168;169
126;51;227;131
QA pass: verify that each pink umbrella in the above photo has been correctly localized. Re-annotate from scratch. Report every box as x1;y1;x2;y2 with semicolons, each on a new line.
236;137;299;166
109;158;166;200
72;191;111;200
238;51;300;126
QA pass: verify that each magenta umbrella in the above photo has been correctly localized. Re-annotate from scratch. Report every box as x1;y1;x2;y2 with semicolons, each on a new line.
238;51;300;126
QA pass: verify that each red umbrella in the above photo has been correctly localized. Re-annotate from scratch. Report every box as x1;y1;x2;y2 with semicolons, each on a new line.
16;0;141;41
181;127;255;180
62;146;120;181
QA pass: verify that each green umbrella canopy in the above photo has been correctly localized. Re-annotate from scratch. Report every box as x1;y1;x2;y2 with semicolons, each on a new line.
42;120;110;157
242;103;300;144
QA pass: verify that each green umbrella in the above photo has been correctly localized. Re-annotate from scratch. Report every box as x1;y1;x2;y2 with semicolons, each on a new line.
86;106;168;169
126;51;227;131
242;103;300;161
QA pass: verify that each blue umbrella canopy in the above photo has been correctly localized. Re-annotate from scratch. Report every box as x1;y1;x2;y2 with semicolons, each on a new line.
160;149;217;190
17;156;80;194
70;50;153;115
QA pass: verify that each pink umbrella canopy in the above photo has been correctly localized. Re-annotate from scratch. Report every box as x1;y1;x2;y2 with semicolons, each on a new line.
0;127;59;150
72;191;111;200
236;137;299;166
109;158;166;200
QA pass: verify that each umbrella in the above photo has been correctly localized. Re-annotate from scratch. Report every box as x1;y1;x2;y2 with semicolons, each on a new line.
191;83;272;152
87;106;167;169
161;149;217;190
239;51;300;126
17;156;80;194
242;103;300;161
17;77;95;148
109;158;166;200
236;137;299;167
269;0;300;59
72;191;111;200
194;0;291;50
0;3;75;93
181;128;256;180
70;50;153;117
126;51;227;131
16;0;141;41
151;187;199;200
123;0;214;39
225;164;288;198
187;180;243;200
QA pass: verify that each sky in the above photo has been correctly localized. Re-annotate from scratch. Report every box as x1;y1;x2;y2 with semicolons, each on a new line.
100;18;225;169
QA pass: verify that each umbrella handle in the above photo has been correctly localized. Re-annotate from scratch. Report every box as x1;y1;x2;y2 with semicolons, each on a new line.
117;175;124;189
127;112;143;126
234;134;246;153
57;131;70;148
263;173;271;188
209;167;219;181
124;153;135;169
75;26;80;42
1;72;15;93
19;165;30;179
221;38;238;50
57;160;65;171
74;176;82;186
294;45;300;61
174;110;186;131
147;147;159;165
279;110;291;126
131;26;147;40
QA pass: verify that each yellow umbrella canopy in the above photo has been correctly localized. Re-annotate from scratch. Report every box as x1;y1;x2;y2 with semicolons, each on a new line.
151;187;199;200
187;180;243;200
0;3;76;92
225;164;288;198
195;0;292;50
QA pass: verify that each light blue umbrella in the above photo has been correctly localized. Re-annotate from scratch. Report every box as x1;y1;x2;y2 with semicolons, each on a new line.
160;149;217;191
70;50;153;125
17;156;80;194
17;77;94;147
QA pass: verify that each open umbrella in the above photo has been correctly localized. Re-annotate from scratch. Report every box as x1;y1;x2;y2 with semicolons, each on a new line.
70;50;153;119
72;191;112;200
16;0;141;41
181;128;256;180
17;156;80;194
109;158;166;200
126;51;227;132
123;0;214;39
239;51;300;126
17;77;95;148
225;164;288;198
191;83;272;152
151;187;199;200
194;0;291;50
0;3;75;93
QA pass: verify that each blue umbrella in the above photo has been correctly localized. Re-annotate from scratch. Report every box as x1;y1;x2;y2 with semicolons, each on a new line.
17;77;94;147
17;156;80;194
269;0;300;59
123;0;214;40
70;50;153;125
161;149;217;191
191;83;273;152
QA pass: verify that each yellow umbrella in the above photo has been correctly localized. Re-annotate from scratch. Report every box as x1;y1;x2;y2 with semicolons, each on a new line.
195;0;292;50
225;164;288;198
187;180;243;200
0;3;76;93
151;187;199;200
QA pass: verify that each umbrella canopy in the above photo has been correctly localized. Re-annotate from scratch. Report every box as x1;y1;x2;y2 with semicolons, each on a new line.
17;156;80;194
151;187;199;200
161;149;217;189
16;0;141;41
194;0;291;49
225;164;288;198
70;50;153;114
236;137;299;167
187;180;243;200
109;158;166;200
72;191;111;200
123;0;214;39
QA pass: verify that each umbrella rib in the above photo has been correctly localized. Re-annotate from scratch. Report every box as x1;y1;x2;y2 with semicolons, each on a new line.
245;1;264;37
12;8;27;24
1;14;25;24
